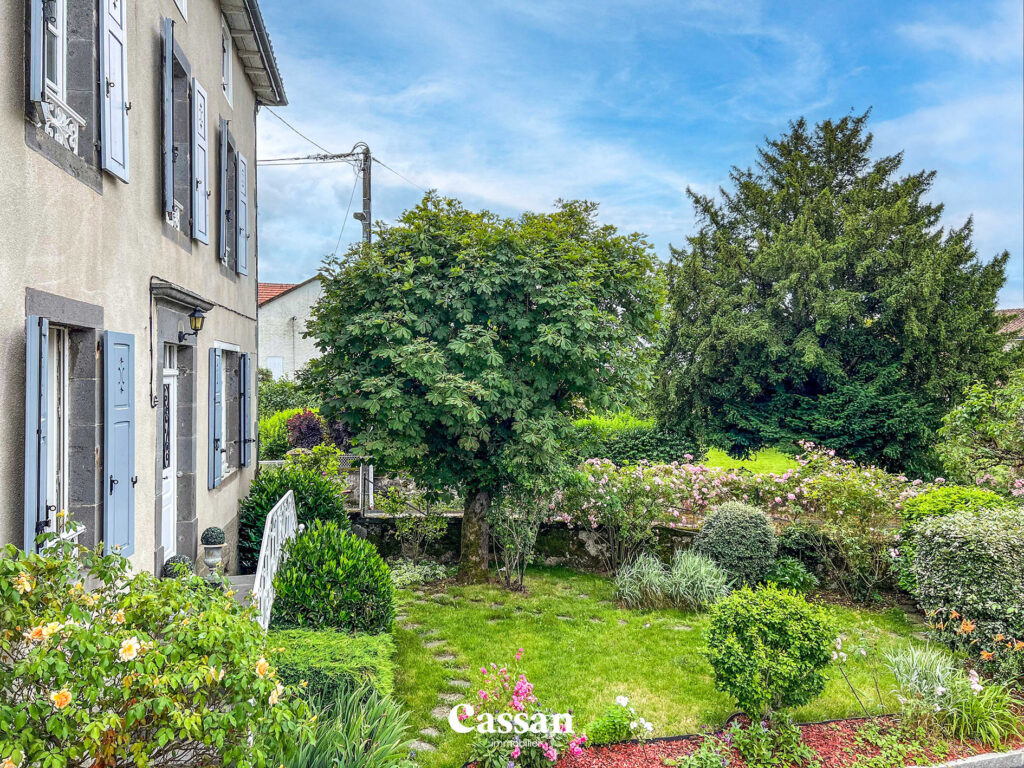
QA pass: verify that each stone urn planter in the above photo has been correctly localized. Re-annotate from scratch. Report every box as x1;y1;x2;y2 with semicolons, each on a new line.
201;526;226;571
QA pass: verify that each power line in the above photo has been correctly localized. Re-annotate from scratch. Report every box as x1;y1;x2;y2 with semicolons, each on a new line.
332;168;361;256
372;157;429;194
263;107;335;154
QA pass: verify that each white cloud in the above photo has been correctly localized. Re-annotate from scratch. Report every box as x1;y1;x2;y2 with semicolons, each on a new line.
898;0;1024;63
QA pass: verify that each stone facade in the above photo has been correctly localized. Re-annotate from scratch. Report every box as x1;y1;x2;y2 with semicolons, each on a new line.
0;0;286;574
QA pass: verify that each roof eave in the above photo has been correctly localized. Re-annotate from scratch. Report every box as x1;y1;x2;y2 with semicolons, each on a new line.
221;0;287;107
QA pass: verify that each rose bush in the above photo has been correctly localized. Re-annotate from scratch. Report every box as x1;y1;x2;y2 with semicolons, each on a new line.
0;540;309;768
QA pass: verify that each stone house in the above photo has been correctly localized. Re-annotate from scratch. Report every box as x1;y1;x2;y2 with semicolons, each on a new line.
0;0;286;574
257;277;321;380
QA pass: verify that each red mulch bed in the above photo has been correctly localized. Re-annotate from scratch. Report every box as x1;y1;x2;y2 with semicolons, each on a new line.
554;717;1024;768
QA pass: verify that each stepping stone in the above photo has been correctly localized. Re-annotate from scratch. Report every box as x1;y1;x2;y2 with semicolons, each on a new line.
419;628;439;637
490;602;504;609
487;618;500;624
672;625;693;631
643;622;651;628
557;615;573;621
438;692;463;704
589;617;603;623
431;705;450;720
413;590;425;596
578;593;589;599
402;623;422;631
424;640;445;649
420;727;441;739
436;653;457;661
410;740;436;752
396;614;408;621
448;679;471;688
618;619;628;626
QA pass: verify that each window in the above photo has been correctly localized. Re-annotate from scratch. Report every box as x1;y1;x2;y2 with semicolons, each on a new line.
43;0;67;102
208;347;252;489
218;119;249;273
162;18;208;242
45;326;70;535
221;17;233;106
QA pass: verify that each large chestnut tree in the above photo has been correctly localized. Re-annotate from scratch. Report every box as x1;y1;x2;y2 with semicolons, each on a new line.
308;196;664;582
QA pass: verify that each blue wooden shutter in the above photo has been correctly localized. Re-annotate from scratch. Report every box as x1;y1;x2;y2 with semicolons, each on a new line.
103;331;135;556
100;0;130;182
28;0;44;103
218;118;229;265
236;152;249;275
161;19;174;217
23;316;49;551
208;348;223;488
191;78;210;243
239;353;252;466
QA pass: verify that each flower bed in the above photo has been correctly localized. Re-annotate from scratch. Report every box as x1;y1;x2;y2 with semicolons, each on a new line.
553;717;1024;768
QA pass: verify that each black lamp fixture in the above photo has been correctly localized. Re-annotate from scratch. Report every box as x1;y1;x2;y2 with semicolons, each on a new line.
178;307;206;343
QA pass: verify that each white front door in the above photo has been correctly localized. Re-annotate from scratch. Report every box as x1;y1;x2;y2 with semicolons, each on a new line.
161;347;178;558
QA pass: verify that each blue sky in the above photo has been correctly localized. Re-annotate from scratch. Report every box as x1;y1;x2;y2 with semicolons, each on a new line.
255;0;1024;307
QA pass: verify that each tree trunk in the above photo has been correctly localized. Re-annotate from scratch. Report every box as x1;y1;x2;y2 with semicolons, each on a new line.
457;489;491;583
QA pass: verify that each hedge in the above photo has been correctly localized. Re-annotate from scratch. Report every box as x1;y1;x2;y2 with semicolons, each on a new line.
270;629;396;701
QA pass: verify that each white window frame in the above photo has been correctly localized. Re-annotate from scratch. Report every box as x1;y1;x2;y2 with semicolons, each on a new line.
173;0;187;21
44;0;67;102
45;326;70;536
213;341;240;478
220;16;233;107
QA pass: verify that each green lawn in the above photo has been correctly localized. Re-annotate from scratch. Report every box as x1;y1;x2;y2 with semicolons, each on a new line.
394;568;931;768
705;447;800;473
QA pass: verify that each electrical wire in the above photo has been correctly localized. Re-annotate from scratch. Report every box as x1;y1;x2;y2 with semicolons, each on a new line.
372;157;429;193
263;107;335;154
333;168;361;256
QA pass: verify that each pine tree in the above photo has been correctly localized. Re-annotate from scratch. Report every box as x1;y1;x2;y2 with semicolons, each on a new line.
655;112;1017;474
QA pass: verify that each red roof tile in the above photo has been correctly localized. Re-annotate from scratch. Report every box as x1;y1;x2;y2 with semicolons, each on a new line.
997;308;1024;337
258;282;297;306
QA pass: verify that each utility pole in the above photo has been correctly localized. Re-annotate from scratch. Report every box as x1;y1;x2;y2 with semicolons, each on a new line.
355;143;372;244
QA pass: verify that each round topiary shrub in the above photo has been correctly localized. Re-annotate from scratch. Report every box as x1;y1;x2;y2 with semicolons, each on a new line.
896;486;1010;593
704;584;836;718
693;502;777;585
238;466;350;574
201;526;226;545
271;520;395;633
161;554;194;578
913;508;1024;644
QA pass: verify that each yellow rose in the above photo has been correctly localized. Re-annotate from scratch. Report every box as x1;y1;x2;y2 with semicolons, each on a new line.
268;683;284;706
14;572;34;595
118;636;141;662
2;755;21;768
255;657;271;678
112;610;126;625
49;689;72;710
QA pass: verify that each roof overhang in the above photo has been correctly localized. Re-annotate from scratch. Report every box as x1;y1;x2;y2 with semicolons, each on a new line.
221;0;287;106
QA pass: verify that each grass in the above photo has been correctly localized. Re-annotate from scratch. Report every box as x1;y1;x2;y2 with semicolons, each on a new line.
705;447;799;474
394;567;933;768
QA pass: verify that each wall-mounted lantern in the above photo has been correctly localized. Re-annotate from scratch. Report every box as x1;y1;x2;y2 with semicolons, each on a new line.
178;307;206;343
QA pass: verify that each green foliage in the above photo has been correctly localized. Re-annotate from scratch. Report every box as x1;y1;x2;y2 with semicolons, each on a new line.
387;559;453;588
260;407;307;461
693;502;777;585
271;520;395;634
886;645;1023;748
704;584;836;718
160;553;194;577
938;370;1024;491
663;735;729;768
286;443;344;478
379;487;449;565
270;629;396;701
273;685;416;768
777;523;839;576
258;367;320;416
584;701;635;746
615;551;731;611
913;508;1024;644
0;541;309;768
487;491;550;590
571;413;705;465
239;467;350;574
307;195;666;581
764;556;818;593
655;112;1018;474
895;486;1009;593
728;718;816;768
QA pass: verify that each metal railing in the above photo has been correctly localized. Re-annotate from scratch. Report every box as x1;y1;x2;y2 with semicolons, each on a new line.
250;490;302;630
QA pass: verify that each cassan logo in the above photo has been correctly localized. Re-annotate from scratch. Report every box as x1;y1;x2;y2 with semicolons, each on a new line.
448;704;574;735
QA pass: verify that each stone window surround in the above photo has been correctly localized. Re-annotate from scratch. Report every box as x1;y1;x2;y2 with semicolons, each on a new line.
24;288;103;552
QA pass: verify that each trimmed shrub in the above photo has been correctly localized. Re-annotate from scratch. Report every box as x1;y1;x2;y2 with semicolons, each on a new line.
201;526;225;545
160;554;194;577
287;408;327;451
896;486;1010;593
693;502;777;585
270;629;396;701
259;407;305;461
271;520;395;633
764;556;818;592
913;508;1024;644
704;584;836;719
285;443;343;478
572;414;705;465
238;466;349;574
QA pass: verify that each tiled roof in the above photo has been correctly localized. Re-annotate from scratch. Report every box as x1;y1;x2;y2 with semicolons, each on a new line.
258;283;296;306
997;308;1024;337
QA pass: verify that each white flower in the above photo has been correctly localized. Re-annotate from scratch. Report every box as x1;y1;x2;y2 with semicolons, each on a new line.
615;695;629;707
269;682;284;706
935;686;946;696
630;721;638;730
839;652;847;662
832;652;838;661
859;648;867;657
644;722;654;732
118;636;141;662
